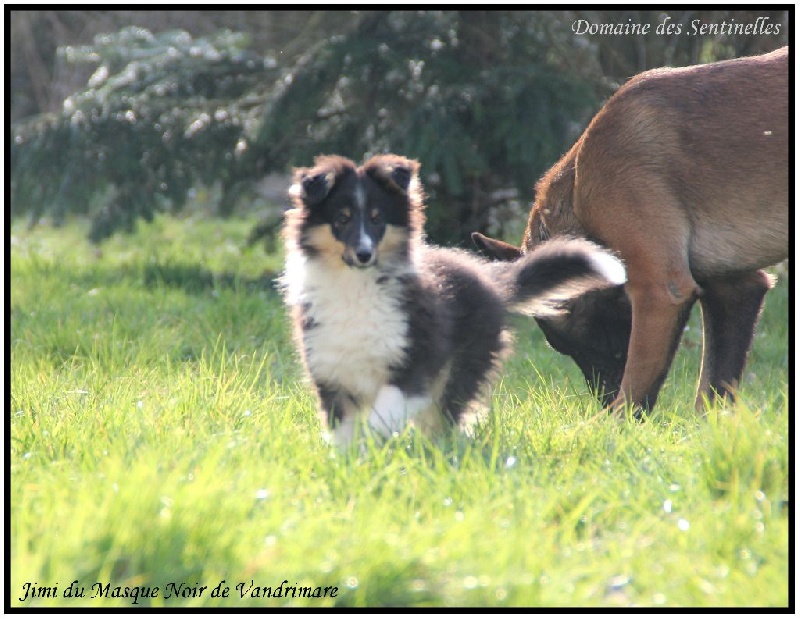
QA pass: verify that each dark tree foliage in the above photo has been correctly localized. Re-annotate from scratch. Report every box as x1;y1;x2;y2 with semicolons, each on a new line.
11;27;275;242
254;11;599;244
11;10;786;245
11;13;600;245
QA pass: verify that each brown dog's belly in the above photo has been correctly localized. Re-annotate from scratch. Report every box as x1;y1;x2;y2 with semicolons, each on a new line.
689;218;788;278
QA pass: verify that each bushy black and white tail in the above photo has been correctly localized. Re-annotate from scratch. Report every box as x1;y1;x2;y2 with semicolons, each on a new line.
493;238;626;317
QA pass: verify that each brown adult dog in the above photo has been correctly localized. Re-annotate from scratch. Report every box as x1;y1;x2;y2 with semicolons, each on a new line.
473;47;789;412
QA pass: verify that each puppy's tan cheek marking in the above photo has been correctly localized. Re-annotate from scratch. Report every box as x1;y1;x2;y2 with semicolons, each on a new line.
306;226;348;263
378;225;410;256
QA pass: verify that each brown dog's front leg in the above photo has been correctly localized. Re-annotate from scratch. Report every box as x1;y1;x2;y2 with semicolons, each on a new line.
612;281;697;412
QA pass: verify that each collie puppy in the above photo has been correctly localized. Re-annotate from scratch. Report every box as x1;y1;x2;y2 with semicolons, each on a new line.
281;154;625;448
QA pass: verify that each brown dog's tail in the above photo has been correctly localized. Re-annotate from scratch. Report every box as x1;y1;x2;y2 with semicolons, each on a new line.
492;238;626;317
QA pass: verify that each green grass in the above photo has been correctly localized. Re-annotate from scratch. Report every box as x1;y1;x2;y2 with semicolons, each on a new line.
10;216;790;608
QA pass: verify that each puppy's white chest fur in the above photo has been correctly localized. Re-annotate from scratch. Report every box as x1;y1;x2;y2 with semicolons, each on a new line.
287;256;409;400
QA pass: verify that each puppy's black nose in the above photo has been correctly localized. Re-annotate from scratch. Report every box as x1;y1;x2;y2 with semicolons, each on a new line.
356;250;373;264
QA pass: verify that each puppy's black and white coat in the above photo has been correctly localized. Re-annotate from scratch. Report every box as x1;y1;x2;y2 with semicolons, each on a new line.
281;154;626;447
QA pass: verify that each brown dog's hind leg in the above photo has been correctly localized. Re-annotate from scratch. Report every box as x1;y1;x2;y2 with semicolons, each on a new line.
695;270;774;410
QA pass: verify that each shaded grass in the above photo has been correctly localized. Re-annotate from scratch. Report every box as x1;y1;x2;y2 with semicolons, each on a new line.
9;217;790;608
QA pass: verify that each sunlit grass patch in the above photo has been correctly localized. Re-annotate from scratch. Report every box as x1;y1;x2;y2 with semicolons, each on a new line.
10;218;789;608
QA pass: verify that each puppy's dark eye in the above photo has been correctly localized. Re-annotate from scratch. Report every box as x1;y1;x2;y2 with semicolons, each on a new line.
335;211;351;227
369;210;384;225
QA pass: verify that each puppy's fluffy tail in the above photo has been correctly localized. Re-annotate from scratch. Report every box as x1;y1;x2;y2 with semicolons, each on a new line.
493;238;626;317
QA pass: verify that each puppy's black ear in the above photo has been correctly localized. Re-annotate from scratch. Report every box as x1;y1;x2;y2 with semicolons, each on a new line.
298;170;336;206
364;155;420;195
387;166;412;193
290;156;355;208
290;168;334;207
